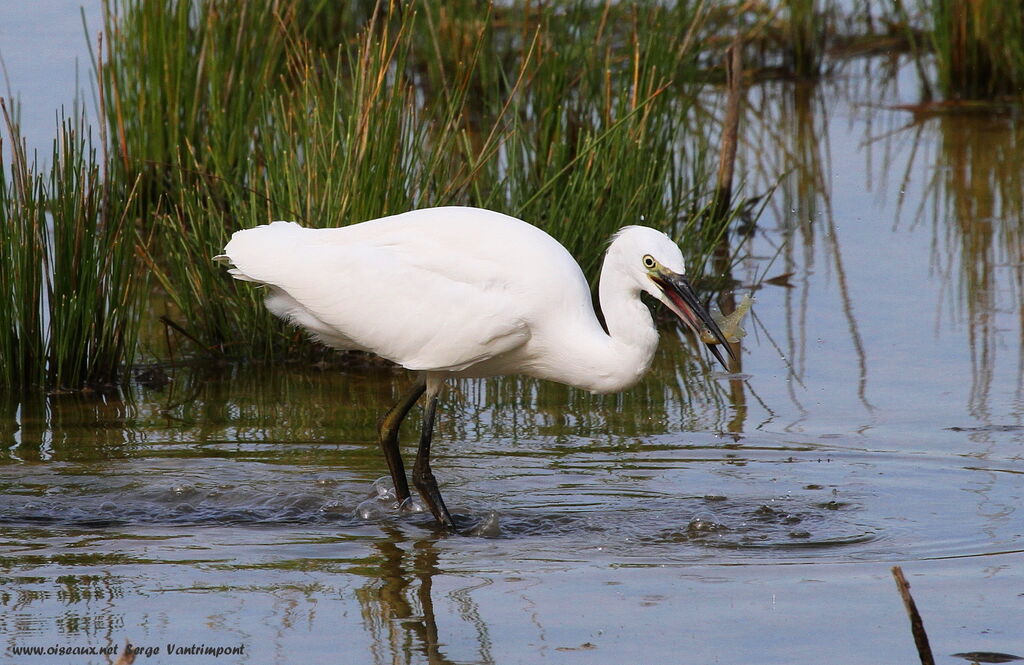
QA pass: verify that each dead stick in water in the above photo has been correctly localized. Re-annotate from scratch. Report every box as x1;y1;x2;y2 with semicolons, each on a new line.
709;37;744;376
891;566;935;665
711;37;742;224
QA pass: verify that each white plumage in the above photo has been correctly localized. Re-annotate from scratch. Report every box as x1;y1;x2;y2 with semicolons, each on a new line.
219;206;731;530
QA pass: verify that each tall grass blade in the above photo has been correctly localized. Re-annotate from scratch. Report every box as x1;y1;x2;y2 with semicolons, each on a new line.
0;101;144;390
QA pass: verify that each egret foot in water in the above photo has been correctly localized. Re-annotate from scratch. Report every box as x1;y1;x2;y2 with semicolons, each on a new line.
410;386;455;529
374;378;455;529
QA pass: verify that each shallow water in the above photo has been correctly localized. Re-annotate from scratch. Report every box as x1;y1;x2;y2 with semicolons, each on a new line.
3;16;1024;665
2;359;1022;663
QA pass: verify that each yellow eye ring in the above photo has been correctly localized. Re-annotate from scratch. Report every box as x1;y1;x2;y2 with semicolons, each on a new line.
642;254;656;269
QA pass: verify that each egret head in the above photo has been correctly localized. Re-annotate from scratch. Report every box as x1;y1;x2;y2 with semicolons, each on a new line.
610;226;735;369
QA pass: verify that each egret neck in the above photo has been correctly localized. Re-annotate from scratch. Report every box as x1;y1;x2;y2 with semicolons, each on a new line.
558;249;660;395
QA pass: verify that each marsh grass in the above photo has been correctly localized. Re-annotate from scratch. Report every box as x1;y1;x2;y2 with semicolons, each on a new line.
785;0;825;78
3;0;1018;414
886;0;1024;101
703;0;834;80
924;0;1024;100
46;117;143;388
0;102;143;390
93;0;325;200
0;102;47;389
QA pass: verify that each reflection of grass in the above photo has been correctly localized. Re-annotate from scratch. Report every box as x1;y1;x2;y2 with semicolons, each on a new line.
740;71;885;416
2;341;731;463
929;114;1024;415
785;0;825;78
869;97;1024;417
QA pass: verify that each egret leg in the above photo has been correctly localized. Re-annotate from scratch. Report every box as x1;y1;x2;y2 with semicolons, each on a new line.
378;380;426;503
412;392;456;530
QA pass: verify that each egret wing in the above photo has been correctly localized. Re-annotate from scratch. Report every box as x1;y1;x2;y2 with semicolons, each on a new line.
224;222;531;371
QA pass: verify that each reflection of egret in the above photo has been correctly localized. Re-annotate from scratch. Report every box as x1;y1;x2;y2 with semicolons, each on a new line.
365;526;460;665
219;207;732;530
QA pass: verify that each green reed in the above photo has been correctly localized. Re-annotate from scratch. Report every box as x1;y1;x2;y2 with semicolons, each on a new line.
785;0;825;78
148;4;470;354
924;0;1024;100
891;0;1024;101
92;0;326;200
487;2;716;279
0;102;47;389
0;103;143;390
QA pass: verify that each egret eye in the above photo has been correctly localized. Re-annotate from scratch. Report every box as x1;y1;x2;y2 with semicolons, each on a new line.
642;254;656;269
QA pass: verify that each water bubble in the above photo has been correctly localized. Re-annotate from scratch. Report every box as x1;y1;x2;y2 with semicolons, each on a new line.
314;475;338;487
688;518;727;534
687;510;727;534
320;500;347;515
371;476;396;500
354;498;390;521
469;511;502;538
398;496;427;515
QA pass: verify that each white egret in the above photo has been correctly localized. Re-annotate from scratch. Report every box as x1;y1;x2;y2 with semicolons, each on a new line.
218;206;733;530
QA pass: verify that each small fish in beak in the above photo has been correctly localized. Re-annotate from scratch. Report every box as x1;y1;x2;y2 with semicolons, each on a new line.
699;294;755;345
650;269;736;370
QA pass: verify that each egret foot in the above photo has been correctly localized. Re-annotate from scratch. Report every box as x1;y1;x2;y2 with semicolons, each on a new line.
412;391;456;531
377;381;426;503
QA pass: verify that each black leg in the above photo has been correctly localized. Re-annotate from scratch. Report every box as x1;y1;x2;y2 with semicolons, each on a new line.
412;392;456;530
378;380;426;503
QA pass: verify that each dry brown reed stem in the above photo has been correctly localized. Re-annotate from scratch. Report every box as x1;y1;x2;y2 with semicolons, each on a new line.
706;36;744;384
713;37;742;224
891;566;936;665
